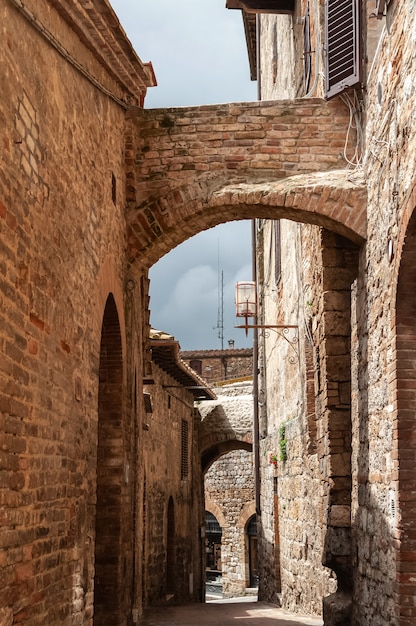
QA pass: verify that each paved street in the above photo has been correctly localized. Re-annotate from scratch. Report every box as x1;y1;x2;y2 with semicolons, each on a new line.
138;598;323;626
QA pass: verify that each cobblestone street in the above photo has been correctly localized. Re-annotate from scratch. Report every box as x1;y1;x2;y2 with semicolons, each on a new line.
138;599;323;626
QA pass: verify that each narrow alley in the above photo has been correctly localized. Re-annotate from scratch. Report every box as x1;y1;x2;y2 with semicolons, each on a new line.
138;599;323;626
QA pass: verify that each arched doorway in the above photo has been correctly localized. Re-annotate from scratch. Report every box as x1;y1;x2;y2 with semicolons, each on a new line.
395;209;416;623
94;294;124;626
205;511;223;597
246;515;258;589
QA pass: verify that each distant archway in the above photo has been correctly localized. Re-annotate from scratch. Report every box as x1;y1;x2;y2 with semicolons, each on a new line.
246;515;258;588
201;440;252;474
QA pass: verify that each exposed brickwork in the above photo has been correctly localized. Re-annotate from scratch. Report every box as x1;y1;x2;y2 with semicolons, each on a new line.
125;103;366;267
2;0;416;625
0;2;145;624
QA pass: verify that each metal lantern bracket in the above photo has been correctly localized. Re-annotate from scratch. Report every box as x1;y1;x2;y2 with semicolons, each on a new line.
234;281;298;361
235;323;299;361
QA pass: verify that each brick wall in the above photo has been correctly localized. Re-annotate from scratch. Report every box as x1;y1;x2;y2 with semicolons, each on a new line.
126;100;366;267
0;2;147;623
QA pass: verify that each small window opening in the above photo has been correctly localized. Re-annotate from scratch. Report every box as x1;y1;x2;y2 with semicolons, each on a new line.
112;173;117;205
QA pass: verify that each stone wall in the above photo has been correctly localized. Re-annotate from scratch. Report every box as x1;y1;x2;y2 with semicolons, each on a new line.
255;2;416;625
351;2;416;625
256;219;338;614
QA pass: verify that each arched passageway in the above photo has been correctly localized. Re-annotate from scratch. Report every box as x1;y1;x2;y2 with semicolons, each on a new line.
94;294;125;626
130;94;367;621
394;205;416;625
204;444;255;598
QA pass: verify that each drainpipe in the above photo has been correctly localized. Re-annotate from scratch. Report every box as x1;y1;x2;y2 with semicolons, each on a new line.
252;220;261;516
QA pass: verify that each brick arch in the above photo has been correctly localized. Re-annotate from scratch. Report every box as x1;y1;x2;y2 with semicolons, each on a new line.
127;171;366;269
390;181;416;625
126;97;367;269
201;440;253;475
237;502;257;530
205;500;227;529
95;258;126;374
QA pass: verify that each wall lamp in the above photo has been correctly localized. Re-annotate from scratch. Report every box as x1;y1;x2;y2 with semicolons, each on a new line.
235;281;298;358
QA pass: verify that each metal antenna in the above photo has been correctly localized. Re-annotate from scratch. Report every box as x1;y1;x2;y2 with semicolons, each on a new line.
213;241;224;350
217;269;224;350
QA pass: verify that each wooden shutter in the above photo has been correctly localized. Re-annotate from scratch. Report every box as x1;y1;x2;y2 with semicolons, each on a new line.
324;0;361;99
181;419;189;480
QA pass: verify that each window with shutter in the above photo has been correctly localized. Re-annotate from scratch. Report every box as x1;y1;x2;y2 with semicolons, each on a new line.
181;419;189;480
324;0;361;99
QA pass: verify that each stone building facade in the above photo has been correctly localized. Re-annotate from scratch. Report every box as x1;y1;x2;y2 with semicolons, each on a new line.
2;0;416;625
227;1;416;625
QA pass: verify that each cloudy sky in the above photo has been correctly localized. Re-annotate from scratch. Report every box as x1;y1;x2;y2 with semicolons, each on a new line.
110;0;257;350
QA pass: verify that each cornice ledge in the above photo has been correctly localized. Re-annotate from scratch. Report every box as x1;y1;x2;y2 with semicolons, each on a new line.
49;0;156;104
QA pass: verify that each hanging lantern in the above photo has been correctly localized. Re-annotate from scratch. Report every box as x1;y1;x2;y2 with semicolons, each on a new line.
235;281;256;334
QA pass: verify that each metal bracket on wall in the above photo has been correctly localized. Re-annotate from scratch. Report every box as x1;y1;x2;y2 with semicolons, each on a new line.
235;324;299;363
